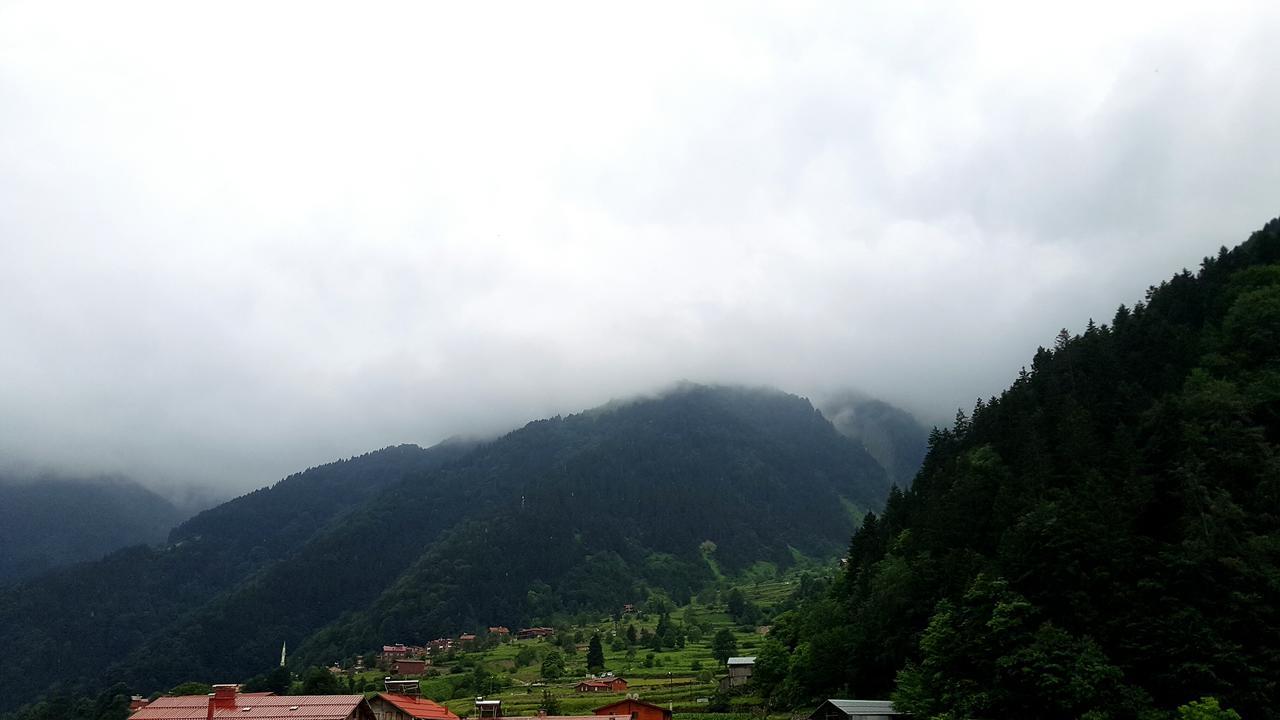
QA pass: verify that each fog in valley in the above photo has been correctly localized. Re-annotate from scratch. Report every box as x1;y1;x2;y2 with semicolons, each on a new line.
3;2;1280;495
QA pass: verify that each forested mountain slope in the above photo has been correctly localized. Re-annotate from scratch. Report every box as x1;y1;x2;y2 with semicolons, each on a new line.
0;475;185;583
294;384;892;666
0;442;468;711
766;218;1280;719
107;385;890;692
0;385;896;711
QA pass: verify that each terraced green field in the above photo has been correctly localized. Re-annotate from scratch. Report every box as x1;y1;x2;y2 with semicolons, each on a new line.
346;569;832;720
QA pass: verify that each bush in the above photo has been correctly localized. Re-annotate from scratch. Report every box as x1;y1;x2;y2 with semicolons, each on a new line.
1177;697;1241;720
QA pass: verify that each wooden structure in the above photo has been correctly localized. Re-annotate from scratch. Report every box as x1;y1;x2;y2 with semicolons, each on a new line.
723;657;756;688
390;659;427;676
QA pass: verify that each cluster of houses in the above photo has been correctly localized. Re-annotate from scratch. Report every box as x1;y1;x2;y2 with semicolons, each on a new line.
319;628;569;684
377;628;555;668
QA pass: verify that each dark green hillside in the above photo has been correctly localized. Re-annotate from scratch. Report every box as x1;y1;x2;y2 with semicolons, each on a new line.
296;385;889;665
0;475;185;583
169;441;476;570
770;218;1280;718
0;442;464;712
108;385;889;689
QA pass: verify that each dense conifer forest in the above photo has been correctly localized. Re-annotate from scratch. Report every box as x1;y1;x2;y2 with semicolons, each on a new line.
758;218;1280;718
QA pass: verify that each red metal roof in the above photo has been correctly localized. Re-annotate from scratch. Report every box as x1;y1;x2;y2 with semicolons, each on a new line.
373;694;458;720
131;694;366;720
575;680;625;690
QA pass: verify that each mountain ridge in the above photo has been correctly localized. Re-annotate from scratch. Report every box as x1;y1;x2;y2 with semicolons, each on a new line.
0;383;905;711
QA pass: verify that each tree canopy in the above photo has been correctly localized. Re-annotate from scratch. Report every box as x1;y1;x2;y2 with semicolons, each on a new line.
767;218;1280;719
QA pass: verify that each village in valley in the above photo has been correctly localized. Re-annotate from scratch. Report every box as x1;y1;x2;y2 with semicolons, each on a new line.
126;570;902;720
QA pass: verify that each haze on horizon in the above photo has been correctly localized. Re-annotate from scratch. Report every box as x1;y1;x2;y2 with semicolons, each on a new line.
3;1;1279;495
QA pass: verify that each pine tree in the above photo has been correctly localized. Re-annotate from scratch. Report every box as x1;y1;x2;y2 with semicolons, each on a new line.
587;634;605;671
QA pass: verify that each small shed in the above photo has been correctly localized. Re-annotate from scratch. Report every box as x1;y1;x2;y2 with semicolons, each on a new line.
807;699;904;720
723;657;756;688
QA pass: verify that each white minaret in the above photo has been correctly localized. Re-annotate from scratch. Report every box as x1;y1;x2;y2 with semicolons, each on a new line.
280;641;287;667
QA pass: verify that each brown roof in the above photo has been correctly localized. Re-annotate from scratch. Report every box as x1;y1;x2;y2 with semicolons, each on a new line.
372;694;457;720
576;679;625;688
131;695;367;720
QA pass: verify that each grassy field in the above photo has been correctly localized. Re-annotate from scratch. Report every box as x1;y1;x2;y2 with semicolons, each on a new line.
346;570;832;720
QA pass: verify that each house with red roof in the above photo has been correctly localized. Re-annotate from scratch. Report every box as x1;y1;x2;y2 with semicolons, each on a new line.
425;638;454;653
514;627;555;640
574;678;628;693
592;699;672;720
368;694;458;720
130;685;372;720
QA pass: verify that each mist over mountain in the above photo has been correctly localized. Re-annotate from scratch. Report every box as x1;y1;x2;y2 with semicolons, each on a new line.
0;441;468;710
0;474;187;583
0;384;898;710
819;393;929;487
4;4;1280;497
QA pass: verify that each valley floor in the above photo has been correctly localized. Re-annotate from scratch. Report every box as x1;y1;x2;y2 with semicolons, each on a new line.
341;572;823;720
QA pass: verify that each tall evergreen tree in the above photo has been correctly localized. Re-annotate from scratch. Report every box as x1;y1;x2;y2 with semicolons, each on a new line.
587;634;605;671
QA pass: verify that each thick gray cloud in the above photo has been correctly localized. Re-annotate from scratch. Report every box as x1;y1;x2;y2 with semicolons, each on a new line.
2;1;1279;494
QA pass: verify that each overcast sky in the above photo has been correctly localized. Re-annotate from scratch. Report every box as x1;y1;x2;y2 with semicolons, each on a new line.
2;1;1279;495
